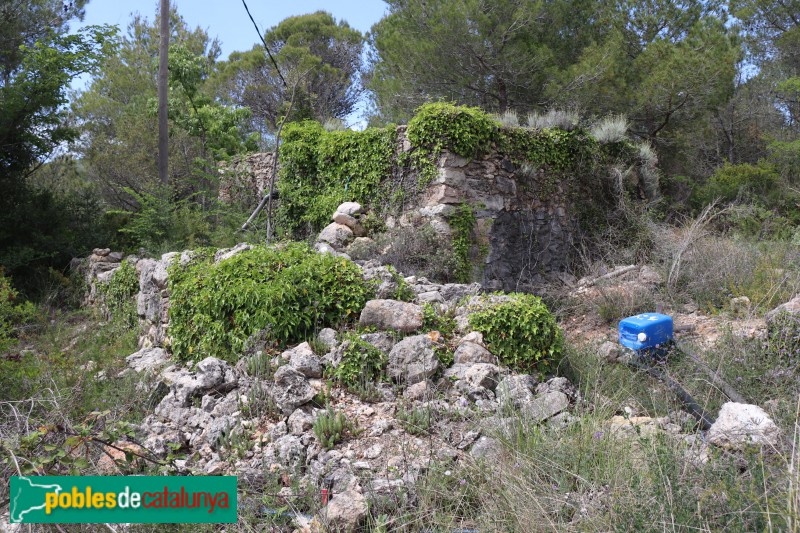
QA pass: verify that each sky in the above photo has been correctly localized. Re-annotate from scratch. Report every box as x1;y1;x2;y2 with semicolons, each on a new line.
74;0;389;60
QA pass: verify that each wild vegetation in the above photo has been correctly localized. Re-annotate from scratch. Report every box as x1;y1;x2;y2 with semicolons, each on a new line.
2;0;800;531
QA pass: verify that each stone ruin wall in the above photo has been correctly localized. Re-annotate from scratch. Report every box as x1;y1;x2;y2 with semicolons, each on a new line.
220;126;577;292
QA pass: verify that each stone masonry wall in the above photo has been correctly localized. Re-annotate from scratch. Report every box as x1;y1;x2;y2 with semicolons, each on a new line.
221;126;577;292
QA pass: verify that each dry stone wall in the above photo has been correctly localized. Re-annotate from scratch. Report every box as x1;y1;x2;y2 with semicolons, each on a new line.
223;126;580;292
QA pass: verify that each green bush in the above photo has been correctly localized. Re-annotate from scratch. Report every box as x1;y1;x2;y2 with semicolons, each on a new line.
694;163;783;209
330;333;386;389
406;102;496;159
0;272;36;353
468;293;563;373
168;243;374;362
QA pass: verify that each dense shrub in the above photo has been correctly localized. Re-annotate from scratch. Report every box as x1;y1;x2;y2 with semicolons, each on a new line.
168;243;374;362
0;272;36;353
468;293;563;373
406;102;496;159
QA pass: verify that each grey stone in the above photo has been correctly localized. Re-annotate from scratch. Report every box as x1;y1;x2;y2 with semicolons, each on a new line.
336;202;364;216
271;366;316;415
322;487;368;532
523;391;569;422
318;328;338;350
463;363;500;391
126;347;169;373
440;283;482;303
598;341;623;362
359;299;423;333
403;380;433;401
286;342;323;378
419;204;456;218
171;357;237;406
318;223;354;248
708;402;779;450
470;436;503;461
288;409;315;435
387;334;440;385
416;290;445;304
496;374;538;408
214;243;251;263
274;435;306;469
360;332;396;354
453;342;496;365
315;241;338;255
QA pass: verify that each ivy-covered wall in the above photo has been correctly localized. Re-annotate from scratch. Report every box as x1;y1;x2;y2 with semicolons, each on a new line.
223;103;647;289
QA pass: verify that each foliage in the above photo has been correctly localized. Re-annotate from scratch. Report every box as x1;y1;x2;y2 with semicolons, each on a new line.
396;404;433;436
468;293;564;373
450;203;478;283
386;266;415;302
422;303;456;339
527;109;580;131
96;260;138;326
215;11;363;138
276;120;397;236
693;162;786;209
313;408;354;450
367;0;591;122
168;243;373;362
406;103;496;160
0;272;37;353
330;334;386;389
0;2;116;289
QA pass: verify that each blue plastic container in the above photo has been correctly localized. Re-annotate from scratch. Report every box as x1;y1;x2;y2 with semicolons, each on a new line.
619;313;674;353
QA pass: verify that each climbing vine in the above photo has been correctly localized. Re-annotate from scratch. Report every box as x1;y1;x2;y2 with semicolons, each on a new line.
276;121;397;237
450;203;478;283
97;260;139;326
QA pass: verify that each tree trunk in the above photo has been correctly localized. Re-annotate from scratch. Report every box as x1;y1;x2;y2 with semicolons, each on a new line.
158;0;169;185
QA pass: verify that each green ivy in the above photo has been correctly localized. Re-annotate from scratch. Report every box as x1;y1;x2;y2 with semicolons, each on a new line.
97;260;138;326
450;203;478;283
407;102;496;159
276;121;397;237
167;243;374;363
468;293;563;374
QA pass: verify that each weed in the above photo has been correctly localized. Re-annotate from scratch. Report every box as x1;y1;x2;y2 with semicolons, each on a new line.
313;409;355;450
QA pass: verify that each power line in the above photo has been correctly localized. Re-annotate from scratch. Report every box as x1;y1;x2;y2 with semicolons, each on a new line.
240;0;287;88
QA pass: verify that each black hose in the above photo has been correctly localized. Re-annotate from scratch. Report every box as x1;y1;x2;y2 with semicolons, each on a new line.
627;357;716;430
673;340;747;404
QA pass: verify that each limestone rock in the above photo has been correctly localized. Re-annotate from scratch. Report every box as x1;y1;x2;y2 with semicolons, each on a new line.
496;374;538;408
335;202;364;217
318;223;354;248
322;487;367;532
387;334;439;385
126;347;169;373
332;212;366;237
463;363;500;391
317;328;338;350
360;332;396;354
523;391;570;422
286;342;323;378
272;366;316;415
708;402;779;450
359;299;423;333
453;342;496;365
171;357;237;406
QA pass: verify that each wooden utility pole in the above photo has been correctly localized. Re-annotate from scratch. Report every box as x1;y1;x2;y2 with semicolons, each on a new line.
158;0;169;184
